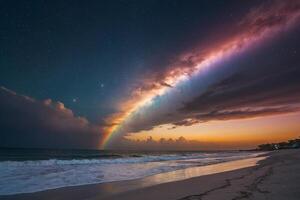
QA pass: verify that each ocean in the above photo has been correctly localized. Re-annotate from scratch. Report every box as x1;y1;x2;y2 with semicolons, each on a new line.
0;148;262;195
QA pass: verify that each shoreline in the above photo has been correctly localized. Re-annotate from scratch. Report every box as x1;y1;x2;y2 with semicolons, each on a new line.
2;149;300;199
0;153;267;200
104;149;300;200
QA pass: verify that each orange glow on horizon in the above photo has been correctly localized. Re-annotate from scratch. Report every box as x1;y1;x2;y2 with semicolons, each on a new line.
126;112;300;148
100;1;300;148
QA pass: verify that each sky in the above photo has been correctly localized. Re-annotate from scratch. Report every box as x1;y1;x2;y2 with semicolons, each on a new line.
1;0;300;150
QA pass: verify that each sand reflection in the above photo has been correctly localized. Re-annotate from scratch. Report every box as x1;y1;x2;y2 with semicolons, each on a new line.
139;156;266;187
99;156;266;197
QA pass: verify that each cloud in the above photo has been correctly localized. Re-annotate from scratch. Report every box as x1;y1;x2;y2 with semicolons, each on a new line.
130;0;300;96
112;136;258;150
0;87;102;149
173;107;300;127
113;41;300;138
181;68;300;117
104;0;300;139
172;67;300;126
163;66;300;130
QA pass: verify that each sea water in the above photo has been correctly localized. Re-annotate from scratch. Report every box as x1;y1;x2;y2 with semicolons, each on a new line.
0;148;263;195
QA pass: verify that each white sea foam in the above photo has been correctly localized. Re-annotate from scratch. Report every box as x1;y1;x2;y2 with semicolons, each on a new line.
0;151;264;195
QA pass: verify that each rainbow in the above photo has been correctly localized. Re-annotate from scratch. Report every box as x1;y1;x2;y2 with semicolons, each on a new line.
100;1;300;149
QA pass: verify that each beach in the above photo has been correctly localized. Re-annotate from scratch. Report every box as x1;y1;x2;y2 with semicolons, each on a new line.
1;149;300;200
2;1;300;199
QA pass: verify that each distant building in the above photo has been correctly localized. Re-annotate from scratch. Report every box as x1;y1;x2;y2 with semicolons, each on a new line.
258;137;300;151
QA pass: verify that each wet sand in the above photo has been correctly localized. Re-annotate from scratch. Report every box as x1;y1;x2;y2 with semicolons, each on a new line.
2;149;300;200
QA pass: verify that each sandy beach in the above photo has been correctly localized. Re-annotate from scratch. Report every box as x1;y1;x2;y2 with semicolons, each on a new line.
1;0;300;199
1;149;300;200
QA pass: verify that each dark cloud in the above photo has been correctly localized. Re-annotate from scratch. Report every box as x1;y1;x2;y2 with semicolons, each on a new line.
173;66;300;126
0;87;102;149
126;0;300;95
118;48;300;136
160;82;173;88
104;0;300;141
174;107;300;127
2;1;299;150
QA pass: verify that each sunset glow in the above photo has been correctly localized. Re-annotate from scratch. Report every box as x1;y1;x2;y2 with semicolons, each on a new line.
101;1;300;149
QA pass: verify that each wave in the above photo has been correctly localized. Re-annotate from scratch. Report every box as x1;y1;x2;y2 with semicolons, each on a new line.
0;151;264;195
0;152;254;166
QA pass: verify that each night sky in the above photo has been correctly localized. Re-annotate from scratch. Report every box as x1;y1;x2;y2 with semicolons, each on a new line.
1;0;300;150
